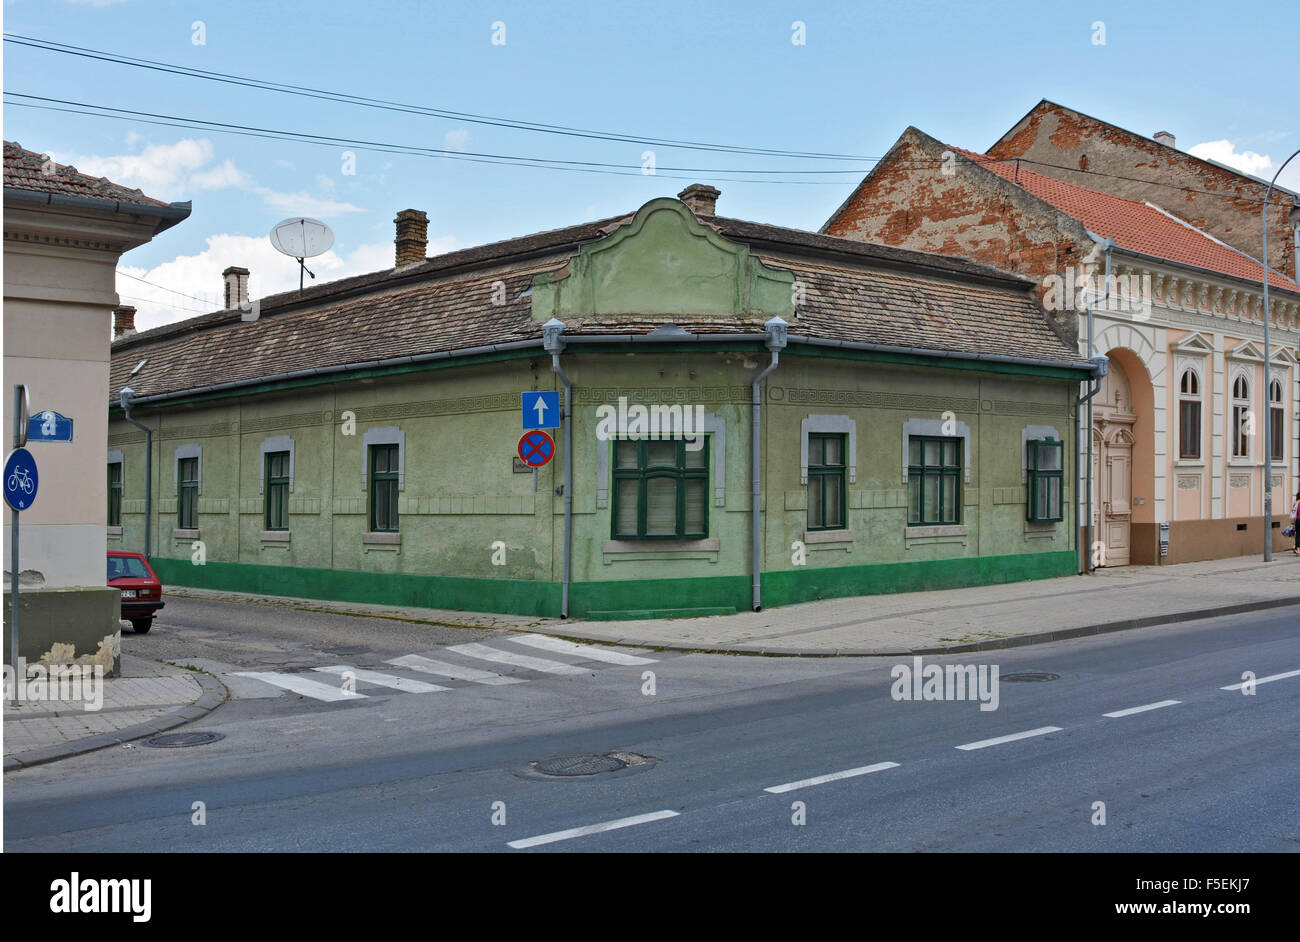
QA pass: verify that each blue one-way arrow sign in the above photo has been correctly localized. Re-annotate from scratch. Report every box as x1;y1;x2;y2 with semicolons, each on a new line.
521;391;560;430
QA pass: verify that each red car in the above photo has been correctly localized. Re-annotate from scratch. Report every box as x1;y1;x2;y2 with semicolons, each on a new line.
107;550;165;633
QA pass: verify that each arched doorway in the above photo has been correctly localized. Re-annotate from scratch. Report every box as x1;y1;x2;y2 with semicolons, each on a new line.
1092;355;1137;566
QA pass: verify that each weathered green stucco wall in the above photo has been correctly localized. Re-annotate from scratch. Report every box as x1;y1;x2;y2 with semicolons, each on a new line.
108;348;1078;619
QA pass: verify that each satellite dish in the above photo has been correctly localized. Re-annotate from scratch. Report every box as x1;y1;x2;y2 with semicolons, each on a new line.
269;217;335;292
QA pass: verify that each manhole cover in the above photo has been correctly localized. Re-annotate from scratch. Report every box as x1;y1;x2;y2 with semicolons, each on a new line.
533;754;628;776
1001;672;1060;682
143;731;225;748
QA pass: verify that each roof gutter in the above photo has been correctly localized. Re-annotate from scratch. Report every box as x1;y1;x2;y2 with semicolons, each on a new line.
3;187;192;235
111;331;1097;409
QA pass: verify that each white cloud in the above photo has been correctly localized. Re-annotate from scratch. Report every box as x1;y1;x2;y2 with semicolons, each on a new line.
1188;140;1273;178
118;232;459;331
65;137;361;214
444;128;471;152
253;187;363;216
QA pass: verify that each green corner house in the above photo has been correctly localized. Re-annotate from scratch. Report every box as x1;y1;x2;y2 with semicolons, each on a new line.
106;188;1098;620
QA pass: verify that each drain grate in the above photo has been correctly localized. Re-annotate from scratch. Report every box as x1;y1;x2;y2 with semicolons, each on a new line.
533;754;628;776
144;731;225;748
1001;672;1060;682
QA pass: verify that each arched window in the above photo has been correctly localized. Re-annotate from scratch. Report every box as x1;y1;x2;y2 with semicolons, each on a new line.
1232;374;1251;458
1270;377;1285;462
1178;369;1202;459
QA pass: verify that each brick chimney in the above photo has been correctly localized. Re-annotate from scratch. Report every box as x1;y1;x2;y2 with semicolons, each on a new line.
1153;130;1176;149
223;266;250;309
394;209;429;268
678;184;720;216
112;304;136;339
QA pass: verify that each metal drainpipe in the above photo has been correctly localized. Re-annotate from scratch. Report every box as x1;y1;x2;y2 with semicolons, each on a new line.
752;317;789;611
543;319;573;618
119;389;152;558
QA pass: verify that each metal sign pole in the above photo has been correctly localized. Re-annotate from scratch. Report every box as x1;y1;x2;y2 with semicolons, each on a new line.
10;384;25;682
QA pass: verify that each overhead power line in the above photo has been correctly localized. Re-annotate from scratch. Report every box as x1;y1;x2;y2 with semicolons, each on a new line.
5;94;868;185
117;269;215;305
4;33;872;161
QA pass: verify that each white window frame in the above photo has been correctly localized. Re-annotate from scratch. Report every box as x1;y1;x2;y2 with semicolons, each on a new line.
901;418;971;484
1176;366;1204;461
259;435;296;494
800;415;856;485
1230;369;1251;460
174;443;202;495
362;427;405;492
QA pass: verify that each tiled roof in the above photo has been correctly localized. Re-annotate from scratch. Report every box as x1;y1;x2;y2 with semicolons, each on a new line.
3;140;171;207
109;211;1083;402
955;147;1299;293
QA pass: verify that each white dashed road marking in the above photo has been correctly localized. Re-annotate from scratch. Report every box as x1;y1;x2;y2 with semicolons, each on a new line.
507;810;680;849
509;633;658;666
386;654;525;686
1103;699;1181;718
763;761;900;794
1220;668;1300;691
955;726;1063;751
447;642;588;675
312;665;448;693
233;672;367;702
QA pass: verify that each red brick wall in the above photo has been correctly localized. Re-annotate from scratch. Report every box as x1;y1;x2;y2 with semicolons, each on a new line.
989;102;1297;280
825;130;1087;343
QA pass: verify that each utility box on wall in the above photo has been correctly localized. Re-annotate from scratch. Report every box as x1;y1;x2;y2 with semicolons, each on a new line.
1159;521;1170;559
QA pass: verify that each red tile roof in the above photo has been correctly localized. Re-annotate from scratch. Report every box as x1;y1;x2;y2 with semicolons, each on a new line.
955;147;1299;293
3;140;172;207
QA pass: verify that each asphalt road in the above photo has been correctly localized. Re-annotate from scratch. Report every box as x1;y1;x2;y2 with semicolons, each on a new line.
6;600;1299;852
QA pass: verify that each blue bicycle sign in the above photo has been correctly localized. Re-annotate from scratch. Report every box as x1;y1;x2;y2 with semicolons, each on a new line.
4;448;39;511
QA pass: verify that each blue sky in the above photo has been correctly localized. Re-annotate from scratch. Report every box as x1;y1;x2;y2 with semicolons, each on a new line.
4;0;1298;329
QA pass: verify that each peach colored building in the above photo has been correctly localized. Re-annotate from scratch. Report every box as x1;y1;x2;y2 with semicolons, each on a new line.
824;126;1300;566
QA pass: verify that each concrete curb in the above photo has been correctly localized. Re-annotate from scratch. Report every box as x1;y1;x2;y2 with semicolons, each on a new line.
4;672;228;773
545;594;1300;658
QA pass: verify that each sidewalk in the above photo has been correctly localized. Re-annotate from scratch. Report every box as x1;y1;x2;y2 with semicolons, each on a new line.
4;654;226;772
169;552;1300;656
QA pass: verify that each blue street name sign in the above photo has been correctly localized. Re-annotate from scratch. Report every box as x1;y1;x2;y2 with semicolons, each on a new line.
4;448;39;511
521;391;560;430
27;410;74;443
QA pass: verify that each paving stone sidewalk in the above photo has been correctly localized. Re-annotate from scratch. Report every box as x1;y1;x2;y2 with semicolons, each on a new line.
4;654;226;772
171;552;1300;656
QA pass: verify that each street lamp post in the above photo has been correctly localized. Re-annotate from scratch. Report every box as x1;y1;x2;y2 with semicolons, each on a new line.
1261;148;1300;562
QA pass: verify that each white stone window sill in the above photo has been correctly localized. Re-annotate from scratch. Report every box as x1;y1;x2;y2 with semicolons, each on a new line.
802;529;853;544
174;528;199;540
603;538;719;553
905;525;968;538
260;530;290;542
1174;460;1206;467
107;526;123;537
363;532;401;545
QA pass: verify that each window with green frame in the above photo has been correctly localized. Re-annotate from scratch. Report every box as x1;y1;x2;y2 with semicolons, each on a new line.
907;436;961;525
612;438;709;540
178;456;199;529
1026;438;1064;522
265;451;290;531
807;433;846;530
369;444;399;532
107;462;122;526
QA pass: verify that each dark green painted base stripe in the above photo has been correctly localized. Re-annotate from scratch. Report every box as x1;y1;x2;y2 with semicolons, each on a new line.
148;550;1075;618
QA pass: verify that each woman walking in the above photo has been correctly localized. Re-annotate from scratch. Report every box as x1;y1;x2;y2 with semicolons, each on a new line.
1292;490;1300;556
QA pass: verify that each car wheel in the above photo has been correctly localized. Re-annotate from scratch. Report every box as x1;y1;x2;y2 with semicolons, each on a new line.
131;618;153;634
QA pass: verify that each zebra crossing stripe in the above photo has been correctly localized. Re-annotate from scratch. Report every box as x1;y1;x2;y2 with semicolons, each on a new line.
509;633;657;666
233;671;367;702
312;665;448;693
446;642;587;675
386;654;525;685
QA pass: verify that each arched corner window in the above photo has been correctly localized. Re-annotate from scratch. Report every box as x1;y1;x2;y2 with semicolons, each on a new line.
1178;369;1202;459
1270;377;1286;462
1231;373;1251;458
